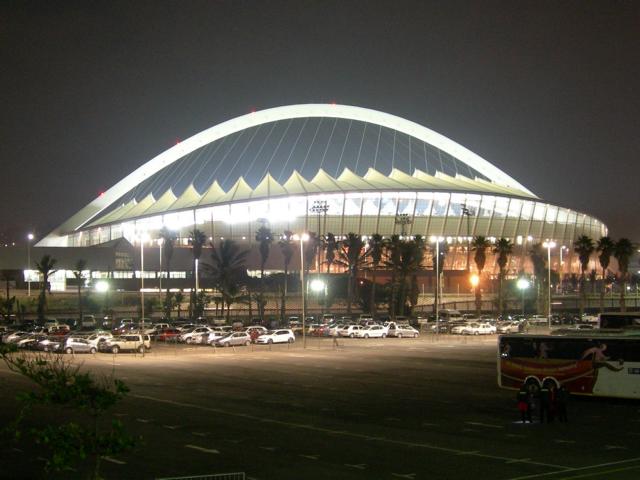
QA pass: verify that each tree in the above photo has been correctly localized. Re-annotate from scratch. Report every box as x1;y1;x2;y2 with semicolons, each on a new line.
255;225;273;322
430;239;448;316
278;231;295;322
613;238;635;312
174;291;185;318
596;236;615;313
188;228;207;317
574;235;595;317
366;233;385;318
205;239;249;321
529;244;547;314
471;236;491;317
159;227;176;303
324;232;337;273
35;254;57;321
493;238;513;317
385;235;402;320
72;259;87;324
335;233;367;314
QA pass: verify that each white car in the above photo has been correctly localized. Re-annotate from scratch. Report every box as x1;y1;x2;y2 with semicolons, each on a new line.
206;331;228;345
462;322;495;335
497;321;521;334
181;326;213;344
256;329;296;344
355;325;388;338
338;325;362;338
387;323;419;338
63;336;99;354
101;334;151;353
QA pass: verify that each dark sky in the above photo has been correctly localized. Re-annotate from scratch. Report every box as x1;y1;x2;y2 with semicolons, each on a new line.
1;0;638;244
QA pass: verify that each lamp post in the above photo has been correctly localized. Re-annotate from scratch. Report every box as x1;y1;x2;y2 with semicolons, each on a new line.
158;238;164;293
139;233;150;356
517;278;530;316
461;204;473;271
430;236;444;332
470;273;480;317
27;233;34;296
542;240;556;329
558;245;567;293
293;233;309;348
395;213;413;237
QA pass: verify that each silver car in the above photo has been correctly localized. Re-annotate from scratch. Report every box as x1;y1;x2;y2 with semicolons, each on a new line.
387;322;419;338
214;332;252;347
63;336;98;354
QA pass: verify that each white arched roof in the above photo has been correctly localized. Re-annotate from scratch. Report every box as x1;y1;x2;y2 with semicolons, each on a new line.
39;104;534;246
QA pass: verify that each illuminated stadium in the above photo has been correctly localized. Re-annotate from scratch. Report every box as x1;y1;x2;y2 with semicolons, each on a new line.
38;104;606;276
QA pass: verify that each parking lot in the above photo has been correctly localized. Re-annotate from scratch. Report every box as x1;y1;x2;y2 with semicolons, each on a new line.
1;335;639;479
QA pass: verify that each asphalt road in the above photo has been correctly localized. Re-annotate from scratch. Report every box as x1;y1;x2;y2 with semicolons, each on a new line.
1;335;639;480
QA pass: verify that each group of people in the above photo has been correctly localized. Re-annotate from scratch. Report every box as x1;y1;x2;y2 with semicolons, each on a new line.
517;382;569;424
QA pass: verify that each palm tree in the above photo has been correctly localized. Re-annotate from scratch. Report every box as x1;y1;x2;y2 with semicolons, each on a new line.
324;232;337;273
471;236;490;317
493;238;513;317
613;238;635;312
394;236;425;316
367;233;385;317
72;259;87;323
335;233;367;314
430;239;448;317
159;227;176;302
529;243;547;313
574;235;595;317
205;239;249;321
189;228;207;318
174;291;185;319
278;230;295;322
35;254;57;321
596;236;615;313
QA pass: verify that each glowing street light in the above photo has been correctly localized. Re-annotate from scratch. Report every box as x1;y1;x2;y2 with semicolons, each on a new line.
138;232;150;356
430;236;445;330
292;233;309;348
542;240;556;328
95;280;110;293
27;233;34;296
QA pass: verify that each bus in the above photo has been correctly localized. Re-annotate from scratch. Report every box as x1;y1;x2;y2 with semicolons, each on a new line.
498;333;640;399
598;312;640;330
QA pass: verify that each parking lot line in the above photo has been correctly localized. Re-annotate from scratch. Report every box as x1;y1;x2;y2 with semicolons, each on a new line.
506;456;640;480
184;444;220;454
102;456;126;465
131;393;571;470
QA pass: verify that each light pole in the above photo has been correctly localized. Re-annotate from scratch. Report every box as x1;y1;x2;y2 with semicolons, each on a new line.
517;278;530;316
558;245;567;293
158;238;164;293
395;213;413;237
542;240;556;329
461;204;473;271
470;273;479;317
293;233;309;348
27;233;34;296
430;236;444;332
139;233;150;355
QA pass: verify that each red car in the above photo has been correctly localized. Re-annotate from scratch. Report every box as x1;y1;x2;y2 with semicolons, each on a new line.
155;328;181;342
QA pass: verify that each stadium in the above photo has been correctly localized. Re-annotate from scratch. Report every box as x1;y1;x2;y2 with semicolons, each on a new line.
36;103;606;287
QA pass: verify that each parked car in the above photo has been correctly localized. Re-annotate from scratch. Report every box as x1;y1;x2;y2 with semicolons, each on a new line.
63;336;99;354
206;330;228;345
450;323;470;335
214;332;252;347
3;331;30;344
37;336;64;352
462;322;495;335
497;321;521;334
100;334;151;353
246;326;269;342
256;329;296;344
355;325;388;338
387;323;419;338
17;334;47;349
181;327;213;343
338;325;362;338
327;323;344;337
154;328;181;342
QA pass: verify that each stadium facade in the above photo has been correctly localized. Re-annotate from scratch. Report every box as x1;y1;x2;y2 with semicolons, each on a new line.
36;104;606;284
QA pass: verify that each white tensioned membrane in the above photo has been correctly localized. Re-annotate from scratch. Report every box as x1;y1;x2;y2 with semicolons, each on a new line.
38;104;534;246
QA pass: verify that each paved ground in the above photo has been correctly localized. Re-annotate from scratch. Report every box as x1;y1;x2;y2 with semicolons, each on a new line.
1;335;639;479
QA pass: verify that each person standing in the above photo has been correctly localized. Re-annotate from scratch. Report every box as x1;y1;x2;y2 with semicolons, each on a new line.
557;386;569;423
517;386;531;423
539;384;550;423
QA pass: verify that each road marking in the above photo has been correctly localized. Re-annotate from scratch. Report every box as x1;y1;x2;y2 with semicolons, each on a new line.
259;446;277;451
466;421;503;429
191;432;209;437
560;464;640;479
162;425;180;430
506;458;532;464
392;473;416;479
345;463;367;469
185;444;220;454
554;439;576;444
605;445;627;450
136;418;151;423
299;454;319;460
130;394;570;470
456;450;480;456
505;456;640;479
102;456;126;465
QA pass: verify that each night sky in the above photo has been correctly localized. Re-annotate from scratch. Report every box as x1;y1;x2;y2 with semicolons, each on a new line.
1;1;638;244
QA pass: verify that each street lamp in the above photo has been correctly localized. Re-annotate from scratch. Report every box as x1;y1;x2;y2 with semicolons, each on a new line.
470;273;480;317
542;240;556;329
27;233;34;296
157;238;164;293
517;278;530;316
461;204;474;271
293;233;309;348
430;236;445;330
558;245;567;293
139;232;150;355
